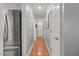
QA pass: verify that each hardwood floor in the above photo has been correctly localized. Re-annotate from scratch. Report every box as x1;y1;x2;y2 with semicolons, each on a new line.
30;36;49;56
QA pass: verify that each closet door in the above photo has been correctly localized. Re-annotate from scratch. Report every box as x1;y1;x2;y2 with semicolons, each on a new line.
49;4;60;56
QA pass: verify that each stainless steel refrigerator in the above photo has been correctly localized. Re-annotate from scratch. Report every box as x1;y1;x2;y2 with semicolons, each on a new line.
3;10;22;56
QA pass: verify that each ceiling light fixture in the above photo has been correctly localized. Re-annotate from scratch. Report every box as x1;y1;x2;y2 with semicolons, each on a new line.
52;6;56;10
38;6;42;10
25;6;30;11
56;5;60;9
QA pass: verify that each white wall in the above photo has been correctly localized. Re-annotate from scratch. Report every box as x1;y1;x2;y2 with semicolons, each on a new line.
3;3;21;10
64;3;79;56
22;4;34;56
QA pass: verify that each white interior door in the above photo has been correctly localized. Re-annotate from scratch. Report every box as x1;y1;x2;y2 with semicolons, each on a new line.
49;4;60;56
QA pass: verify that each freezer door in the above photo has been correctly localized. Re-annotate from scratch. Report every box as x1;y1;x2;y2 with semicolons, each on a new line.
4;46;20;56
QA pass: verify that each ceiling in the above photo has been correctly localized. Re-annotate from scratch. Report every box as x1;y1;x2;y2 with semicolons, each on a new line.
26;3;51;19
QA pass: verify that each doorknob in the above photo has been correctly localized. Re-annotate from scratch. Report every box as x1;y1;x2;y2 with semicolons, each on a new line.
54;37;58;40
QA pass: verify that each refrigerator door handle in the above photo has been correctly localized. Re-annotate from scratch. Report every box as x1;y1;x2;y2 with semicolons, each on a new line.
3;14;8;43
